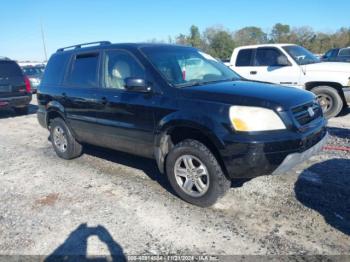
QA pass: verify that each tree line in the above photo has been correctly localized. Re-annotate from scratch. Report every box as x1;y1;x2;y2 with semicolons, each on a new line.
160;24;350;60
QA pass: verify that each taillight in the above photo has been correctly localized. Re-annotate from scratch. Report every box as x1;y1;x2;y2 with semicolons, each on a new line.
24;76;31;93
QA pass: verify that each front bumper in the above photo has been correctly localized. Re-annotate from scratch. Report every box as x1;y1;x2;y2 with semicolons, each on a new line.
0;94;32;109
343;87;350;104
220;120;327;179
272;133;328;175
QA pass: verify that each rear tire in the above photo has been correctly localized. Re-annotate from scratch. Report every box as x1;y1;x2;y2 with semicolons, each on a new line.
312;86;343;119
14;106;29;115
165;139;231;207
50;118;83;160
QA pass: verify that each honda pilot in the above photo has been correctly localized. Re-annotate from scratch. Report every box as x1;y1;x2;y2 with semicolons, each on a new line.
37;42;327;207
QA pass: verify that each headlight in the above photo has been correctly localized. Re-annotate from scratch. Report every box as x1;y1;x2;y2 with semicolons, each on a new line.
229;106;286;132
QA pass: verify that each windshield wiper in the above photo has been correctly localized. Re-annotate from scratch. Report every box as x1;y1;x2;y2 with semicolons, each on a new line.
176;81;205;88
176;78;240;88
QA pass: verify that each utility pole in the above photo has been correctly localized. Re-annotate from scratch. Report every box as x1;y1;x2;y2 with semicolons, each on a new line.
40;20;48;62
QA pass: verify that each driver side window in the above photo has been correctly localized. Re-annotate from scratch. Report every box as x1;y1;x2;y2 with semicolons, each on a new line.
254;48;286;67
103;50;145;90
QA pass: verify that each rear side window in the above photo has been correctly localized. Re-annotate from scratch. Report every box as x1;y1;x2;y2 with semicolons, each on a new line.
67;53;99;87
255;48;281;66
236;49;254;66
42;53;70;85
0;61;23;77
339;48;350;56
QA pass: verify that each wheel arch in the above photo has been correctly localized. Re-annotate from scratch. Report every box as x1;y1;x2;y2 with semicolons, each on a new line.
154;120;227;176
45;101;66;128
305;81;346;103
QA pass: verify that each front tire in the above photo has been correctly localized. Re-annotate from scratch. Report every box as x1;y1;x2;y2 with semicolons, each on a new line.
50;118;83;160
166;139;231;207
312;86;343;119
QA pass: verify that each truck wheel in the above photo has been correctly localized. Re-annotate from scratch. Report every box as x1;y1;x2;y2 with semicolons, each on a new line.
14;106;29;115
165;139;231;207
312;86;343;119
50;118;83;160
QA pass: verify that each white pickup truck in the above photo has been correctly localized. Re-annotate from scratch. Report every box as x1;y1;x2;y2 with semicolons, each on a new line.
229;44;350;118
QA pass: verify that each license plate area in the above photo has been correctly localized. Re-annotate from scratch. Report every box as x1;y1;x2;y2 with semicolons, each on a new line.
0;85;11;93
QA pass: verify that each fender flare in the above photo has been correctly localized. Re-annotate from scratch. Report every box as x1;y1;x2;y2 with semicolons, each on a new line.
154;116;225;174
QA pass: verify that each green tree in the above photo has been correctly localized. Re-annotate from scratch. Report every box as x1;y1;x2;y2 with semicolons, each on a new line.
234;26;267;46
188;25;202;48
271;23;290;43
208;31;235;59
176;33;189;45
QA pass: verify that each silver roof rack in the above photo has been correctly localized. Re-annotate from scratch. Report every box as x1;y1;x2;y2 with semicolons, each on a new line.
57;41;111;52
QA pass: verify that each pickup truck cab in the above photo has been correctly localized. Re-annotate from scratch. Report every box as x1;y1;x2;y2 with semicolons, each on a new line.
229;44;350;118
37;42;327;207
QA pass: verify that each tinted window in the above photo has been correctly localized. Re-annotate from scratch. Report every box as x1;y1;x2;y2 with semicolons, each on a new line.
67;53;99;87
0;61;22;77
236;49;253;66
339;48;350;56
324;50;334;58
255;48;282;66
42;53;70;85
104;50;145;90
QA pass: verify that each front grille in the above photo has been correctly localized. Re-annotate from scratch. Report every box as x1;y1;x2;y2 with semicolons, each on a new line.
291;101;322;126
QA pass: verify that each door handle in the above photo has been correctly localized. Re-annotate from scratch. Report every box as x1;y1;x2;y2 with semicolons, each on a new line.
250;71;257;75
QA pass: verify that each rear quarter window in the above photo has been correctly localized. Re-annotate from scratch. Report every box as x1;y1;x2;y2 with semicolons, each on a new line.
0;61;23;77
235;49;254;66
66;52;99;87
41;53;70;86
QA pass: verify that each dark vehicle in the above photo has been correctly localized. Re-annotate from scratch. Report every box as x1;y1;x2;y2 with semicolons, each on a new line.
0;57;32;114
37;42;327;207
322;47;350;62
22;65;45;93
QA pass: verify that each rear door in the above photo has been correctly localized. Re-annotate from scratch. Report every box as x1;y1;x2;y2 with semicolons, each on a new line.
59;51;103;144
0;61;26;98
231;48;256;79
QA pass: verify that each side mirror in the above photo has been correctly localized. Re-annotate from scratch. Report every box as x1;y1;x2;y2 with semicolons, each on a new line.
277;55;290;66
125;78;151;93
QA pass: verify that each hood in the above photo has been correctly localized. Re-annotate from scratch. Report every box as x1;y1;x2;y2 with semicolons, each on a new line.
304;62;350;73
182;80;315;110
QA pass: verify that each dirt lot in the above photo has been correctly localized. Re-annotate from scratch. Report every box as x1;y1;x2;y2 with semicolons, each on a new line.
0;97;349;259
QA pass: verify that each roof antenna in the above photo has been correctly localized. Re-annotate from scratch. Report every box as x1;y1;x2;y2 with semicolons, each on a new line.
40;19;48;62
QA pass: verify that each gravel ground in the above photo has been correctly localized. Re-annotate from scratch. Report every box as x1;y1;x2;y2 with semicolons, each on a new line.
0;98;349;259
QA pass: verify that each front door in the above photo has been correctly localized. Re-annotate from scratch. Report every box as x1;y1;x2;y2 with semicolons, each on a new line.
94;49;155;158
250;47;301;87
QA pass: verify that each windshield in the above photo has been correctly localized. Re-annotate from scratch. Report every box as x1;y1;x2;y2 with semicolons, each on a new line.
141;46;240;87
283;45;320;65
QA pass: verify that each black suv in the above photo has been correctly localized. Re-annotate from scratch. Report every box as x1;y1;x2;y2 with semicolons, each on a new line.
37;42;327;207
0;57;32;114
